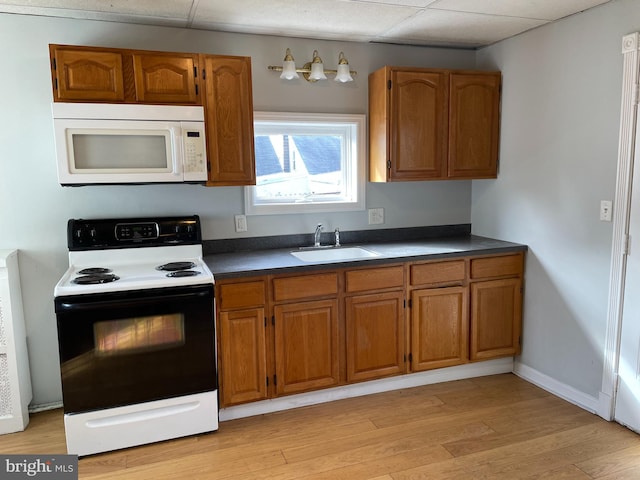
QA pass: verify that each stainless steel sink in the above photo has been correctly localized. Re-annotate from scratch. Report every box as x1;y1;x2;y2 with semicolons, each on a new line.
291;246;380;262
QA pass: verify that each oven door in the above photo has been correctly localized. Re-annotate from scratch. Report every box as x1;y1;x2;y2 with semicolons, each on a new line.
54;284;216;414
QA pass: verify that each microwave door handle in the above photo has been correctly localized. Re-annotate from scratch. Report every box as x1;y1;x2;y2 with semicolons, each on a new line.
171;126;183;177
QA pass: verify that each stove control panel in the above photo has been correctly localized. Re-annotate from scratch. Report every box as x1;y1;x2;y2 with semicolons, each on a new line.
115;222;159;241
68;216;202;250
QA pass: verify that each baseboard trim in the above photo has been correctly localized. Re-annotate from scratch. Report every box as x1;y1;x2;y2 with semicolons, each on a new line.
513;361;599;414
219;357;514;422
29;401;63;414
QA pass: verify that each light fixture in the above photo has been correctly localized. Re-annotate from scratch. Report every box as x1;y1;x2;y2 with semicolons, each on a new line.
279;48;299;80
268;49;357;83
335;52;354;83
308;50;327;81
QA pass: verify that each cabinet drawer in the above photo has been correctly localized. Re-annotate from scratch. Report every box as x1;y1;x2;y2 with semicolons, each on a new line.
273;272;338;302
218;281;265;310
410;260;465;286
470;254;523;280
346;266;404;293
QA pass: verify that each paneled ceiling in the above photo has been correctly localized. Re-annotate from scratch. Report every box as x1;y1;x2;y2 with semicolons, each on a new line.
0;0;611;48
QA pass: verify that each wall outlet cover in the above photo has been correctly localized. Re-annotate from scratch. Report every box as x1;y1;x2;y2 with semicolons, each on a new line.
368;208;384;225
234;214;248;232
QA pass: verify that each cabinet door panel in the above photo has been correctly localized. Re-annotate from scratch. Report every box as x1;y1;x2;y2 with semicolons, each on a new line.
470;278;521;360
449;73;501;178
346;291;405;382
390;70;448;180
133;54;199;104
219;308;267;406
274;300;339;395
203;55;256;185
411;286;468;371
52;48;125;102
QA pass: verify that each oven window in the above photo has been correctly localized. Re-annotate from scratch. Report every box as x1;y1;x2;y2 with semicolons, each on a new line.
94;314;185;356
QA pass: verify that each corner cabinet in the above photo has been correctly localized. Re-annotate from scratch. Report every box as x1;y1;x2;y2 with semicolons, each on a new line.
48;44;256;186
369;66;501;182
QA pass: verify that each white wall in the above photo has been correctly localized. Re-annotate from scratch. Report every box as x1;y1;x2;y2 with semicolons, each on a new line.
0;14;476;406
472;0;634;399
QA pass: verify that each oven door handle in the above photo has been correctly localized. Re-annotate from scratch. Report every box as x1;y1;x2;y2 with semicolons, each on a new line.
56;288;212;312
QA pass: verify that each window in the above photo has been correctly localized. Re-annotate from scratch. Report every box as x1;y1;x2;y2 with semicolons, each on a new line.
245;112;366;215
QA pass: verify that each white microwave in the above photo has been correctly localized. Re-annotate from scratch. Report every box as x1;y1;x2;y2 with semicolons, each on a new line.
52;103;208;185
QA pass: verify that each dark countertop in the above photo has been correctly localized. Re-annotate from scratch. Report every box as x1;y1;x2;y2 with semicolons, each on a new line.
204;233;527;280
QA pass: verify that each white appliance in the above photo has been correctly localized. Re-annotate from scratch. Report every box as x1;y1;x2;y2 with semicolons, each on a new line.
52;103;208;185
54;216;218;456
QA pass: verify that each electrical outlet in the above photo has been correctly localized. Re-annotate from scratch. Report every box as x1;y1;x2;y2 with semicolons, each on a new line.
600;200;613;222
234;214;247;232
368;208;384;225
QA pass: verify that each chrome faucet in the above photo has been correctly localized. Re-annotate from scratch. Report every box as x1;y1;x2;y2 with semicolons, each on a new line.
334;227;340;247
314;224;323;247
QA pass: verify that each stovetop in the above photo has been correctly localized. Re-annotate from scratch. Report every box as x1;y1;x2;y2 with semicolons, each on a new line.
55;216;213;296
55;245;213;296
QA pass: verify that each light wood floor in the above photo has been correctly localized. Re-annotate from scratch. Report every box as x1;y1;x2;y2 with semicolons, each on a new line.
2;374;640;479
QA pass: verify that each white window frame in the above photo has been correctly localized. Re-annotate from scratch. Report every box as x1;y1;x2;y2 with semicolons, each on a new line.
245;111;366;215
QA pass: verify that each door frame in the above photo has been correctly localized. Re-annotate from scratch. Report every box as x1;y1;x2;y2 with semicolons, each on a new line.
600;32;640;420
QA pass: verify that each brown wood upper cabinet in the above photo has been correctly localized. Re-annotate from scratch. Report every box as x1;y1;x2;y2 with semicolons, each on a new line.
50;45;201;104
132;53;200;104
49;44;256;186
368;66;501;181
202;55;256;186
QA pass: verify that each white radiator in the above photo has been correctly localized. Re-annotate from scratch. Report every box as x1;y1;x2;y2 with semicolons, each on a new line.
0;250;32;434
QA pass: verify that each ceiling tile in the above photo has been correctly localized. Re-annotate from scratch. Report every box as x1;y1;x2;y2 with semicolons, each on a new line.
429;0;611;21
379;8;547;47
0;0;613;48
0;0;193;18
346;0;438;7
192;0;419;40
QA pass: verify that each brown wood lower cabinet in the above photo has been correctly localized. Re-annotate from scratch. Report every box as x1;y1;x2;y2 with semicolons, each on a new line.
469;254;523;361
470;278;522;360
345;291;405;382
218;308;267;406
274;300;339;395
411;286;468;371
215;252;524;408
